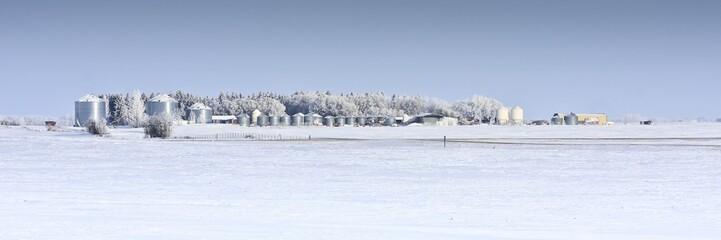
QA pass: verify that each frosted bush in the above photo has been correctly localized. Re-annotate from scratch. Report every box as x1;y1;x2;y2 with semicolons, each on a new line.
85;120;108;136
144;114;174;138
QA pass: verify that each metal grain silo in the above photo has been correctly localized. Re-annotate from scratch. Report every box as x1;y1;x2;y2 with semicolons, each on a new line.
323;116;334;127
74;94;107;127
356;116;367;126
346;116;355;126
146;94;178;116
313;114;323;125
268;115;279;126
384;116;394;126
256;114;269;127
280;114;291;126
564;113;579;125
292;113;304;126
496;106;509;125
510;106;524;125
551;113;564;125
186;103;213;124
237;114;250;126
335;116;345;126
304;114;315;126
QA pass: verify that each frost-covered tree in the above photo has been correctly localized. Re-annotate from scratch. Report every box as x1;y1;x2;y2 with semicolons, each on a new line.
352;92;391;116
256;97;286;116
120;90;147;127
426;98;459;117
390;95;426;116
452;95;503;121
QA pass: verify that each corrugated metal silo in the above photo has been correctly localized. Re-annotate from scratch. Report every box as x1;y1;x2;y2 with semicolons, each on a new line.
146;94;178;116
268;115;279;126
237;114;250;126
186;103;213;124
313;114;323;125
510;106;524;125
323;116;334;127
564;113;578;125
256;114;269;127
292;113;304;126
346;116;355;126
335;116;345;126
385;116;394;126
304;114;315;126
356;116;367;126
497;107;509;125
551;113;564;125
280;114;291;126
74;94;107;127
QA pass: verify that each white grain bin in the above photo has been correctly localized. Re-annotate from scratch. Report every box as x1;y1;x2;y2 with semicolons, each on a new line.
551;113;564;125
335;116;345;126
345;116;356;126
237;114;250;126
186;103;213;124
510;106;524;125
496;106;509;125
279;114;291;126
251;109;262;125
292;113;304;126
356;116;367;126
146;94;178;116
268;115;279;126
304;114;316;126
564;113;579;125
323;116;334;127
74;94;107;127
256;114;269;127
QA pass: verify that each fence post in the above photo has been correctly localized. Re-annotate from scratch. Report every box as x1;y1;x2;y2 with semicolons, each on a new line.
444;136;446;148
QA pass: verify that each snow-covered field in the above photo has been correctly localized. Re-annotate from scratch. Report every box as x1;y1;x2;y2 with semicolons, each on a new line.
1;123;720;239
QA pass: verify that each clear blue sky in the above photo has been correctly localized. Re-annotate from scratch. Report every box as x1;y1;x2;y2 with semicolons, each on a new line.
1;0;720;119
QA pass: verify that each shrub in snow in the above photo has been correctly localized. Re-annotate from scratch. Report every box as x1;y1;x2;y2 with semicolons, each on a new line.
144;114;174;138
85;120;108;136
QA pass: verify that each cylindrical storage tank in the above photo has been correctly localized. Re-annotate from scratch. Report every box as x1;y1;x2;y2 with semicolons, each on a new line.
313;114;323;125
237;114;250;126
146;94;178;116
304;114;315;126
564;113;579;125
551;114;563;125
186;103;213;124
280;114;291;126
510;106;524;125
346;116;355;126
251;109;262;125
74;94;107;127
323;116;334;127
256;114;269;127
268;115;279;126
385;116;394;126
292;113;304;126
497;106;509;125
385;117;396;127
335;116;345;126
356;116;367;126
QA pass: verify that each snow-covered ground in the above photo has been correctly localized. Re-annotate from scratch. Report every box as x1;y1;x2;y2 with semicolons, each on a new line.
1;123;720;239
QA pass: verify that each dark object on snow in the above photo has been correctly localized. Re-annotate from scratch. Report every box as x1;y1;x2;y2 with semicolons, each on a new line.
532;120;549;125
45;121;56;127
640;120;652;125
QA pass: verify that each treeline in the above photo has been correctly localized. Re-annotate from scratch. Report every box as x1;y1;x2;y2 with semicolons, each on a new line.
99;90;504;125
